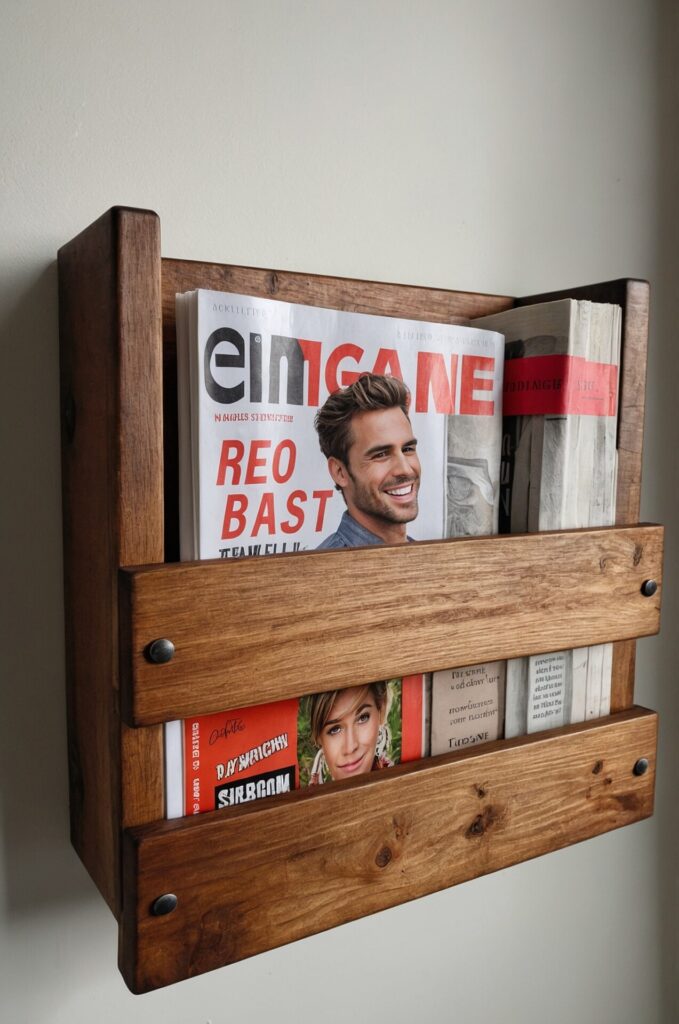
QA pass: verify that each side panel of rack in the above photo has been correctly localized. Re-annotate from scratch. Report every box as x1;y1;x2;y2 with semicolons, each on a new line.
59;207;165;911
121;708;657;993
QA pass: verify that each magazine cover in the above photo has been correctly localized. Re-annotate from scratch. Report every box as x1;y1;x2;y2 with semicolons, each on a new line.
180;677;426;814
176;289;504;556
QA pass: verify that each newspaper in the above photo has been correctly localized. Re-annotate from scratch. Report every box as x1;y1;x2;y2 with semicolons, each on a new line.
474;299;621;736
166;289;505;816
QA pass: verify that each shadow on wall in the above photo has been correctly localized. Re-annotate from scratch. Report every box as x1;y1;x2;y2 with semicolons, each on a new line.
0;259;93;915
653;2;679;1019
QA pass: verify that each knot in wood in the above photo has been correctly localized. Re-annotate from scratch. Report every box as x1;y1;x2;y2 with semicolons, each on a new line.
375;846;393;868
467;815;485;837
466;805;501;839
592;760;604;774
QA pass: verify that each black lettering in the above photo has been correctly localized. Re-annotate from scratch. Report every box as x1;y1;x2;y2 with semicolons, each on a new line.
269;336;304;406
204;328;245;404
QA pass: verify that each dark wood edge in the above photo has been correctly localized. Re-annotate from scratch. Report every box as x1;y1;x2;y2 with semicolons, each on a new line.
59;206;165;915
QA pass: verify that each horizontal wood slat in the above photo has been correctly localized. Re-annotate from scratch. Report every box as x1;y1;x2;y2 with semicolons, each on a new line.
120;707;657;993
161;257;515;327
119;524;663;726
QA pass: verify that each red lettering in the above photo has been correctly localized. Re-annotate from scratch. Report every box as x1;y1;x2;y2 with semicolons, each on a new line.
325;343;364;394
216;439;245;485
245;439;271;484
298;340;322;406
372;348;403;381
460;355;494;416
221;494;248;539
415;352;458;413
272;439;296;483
252;492;276;536
281;490;306;534
313;489;334;531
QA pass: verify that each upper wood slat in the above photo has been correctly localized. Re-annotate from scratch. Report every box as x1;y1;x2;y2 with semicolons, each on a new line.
119;524;662;726
120;706;657;993
161;257;516;326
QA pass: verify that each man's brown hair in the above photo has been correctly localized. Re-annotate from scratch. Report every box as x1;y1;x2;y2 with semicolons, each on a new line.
314;373;410;466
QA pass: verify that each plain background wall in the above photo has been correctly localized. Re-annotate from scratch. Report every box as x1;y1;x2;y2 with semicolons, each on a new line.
1;1;677;1021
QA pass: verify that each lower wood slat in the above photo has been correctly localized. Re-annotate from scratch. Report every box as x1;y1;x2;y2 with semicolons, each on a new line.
121;707;656;992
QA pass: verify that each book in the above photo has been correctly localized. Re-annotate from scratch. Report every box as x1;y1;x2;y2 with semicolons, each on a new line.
166;289;505;816
472;298;621;736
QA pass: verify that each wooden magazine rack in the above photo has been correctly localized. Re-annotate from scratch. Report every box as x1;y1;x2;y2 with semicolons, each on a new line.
58;207;663;993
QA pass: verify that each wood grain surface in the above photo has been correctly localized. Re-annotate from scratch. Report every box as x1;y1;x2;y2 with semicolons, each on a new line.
59;207;165;912
162;257;515;326
120;707;657;992
120;524;662;726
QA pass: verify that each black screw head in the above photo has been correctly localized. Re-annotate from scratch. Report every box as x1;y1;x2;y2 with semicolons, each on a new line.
641;579;658;598
146;638;175;664
633;758;649;777
151;893;178;916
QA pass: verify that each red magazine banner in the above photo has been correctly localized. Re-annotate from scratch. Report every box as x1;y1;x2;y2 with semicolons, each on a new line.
185;699;299;813
401;674;426;762
503;355;618;417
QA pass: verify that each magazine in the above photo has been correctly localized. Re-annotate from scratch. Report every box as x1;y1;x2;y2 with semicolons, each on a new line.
181;677;426;814
166;289;505;817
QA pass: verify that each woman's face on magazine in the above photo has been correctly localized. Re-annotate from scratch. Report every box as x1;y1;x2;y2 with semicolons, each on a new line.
320;686;381;780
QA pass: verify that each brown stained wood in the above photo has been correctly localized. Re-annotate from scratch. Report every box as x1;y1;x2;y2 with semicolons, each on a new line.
119;525;663;726
59;208;165;914
518;280;650;712
161;257;515;330
120;707;657;992
59;208;657;990
115;210;165;832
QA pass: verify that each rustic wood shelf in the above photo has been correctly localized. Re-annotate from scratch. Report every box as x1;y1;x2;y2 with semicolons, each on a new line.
58;207;661;994
120;525;662;726
122;707;657;993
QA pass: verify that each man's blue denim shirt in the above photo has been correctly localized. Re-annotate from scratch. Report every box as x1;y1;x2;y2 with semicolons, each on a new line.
317;510;386;549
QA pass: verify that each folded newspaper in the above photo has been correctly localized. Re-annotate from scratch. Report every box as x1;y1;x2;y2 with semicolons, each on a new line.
473;298;621;736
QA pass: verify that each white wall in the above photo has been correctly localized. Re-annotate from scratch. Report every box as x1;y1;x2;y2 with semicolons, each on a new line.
1;1;676;1021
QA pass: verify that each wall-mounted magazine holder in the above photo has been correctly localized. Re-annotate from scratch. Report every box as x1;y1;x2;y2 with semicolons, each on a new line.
59;208;662;994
